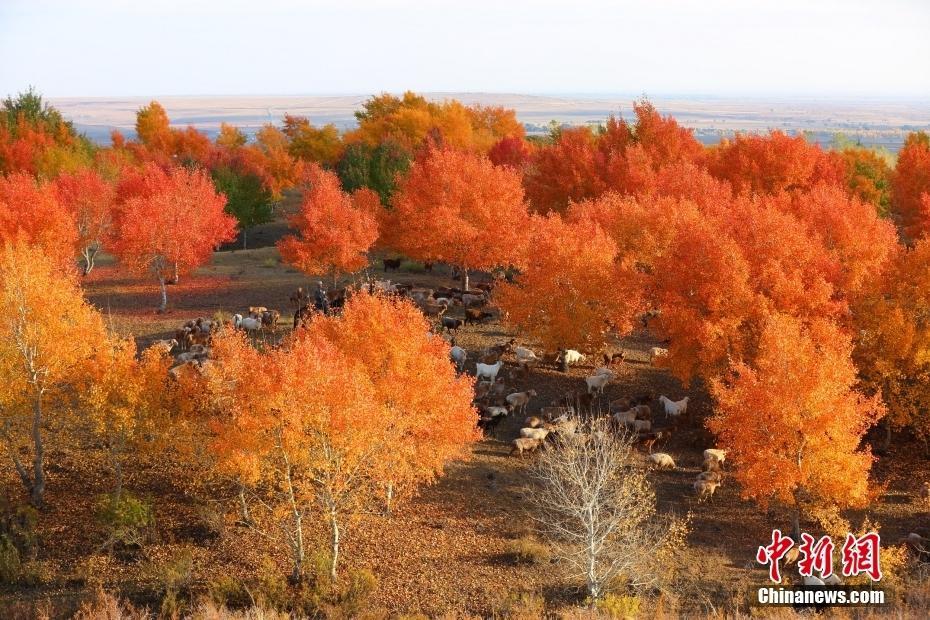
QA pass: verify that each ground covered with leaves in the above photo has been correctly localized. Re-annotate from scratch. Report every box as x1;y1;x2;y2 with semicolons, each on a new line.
2;246;929;618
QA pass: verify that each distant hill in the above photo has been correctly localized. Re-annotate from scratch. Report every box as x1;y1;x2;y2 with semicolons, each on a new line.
50;93;930;152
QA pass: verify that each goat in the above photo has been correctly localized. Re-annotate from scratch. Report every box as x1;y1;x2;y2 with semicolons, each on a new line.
233;313;262;332
464;307;494;325
441;316;464;332
261;309;280;331
625;419;651;433
659;395;689;417
648;453;676;469
450;346;467;372
511;437;543;457
540;406;574;420
461;293;486;308
694;479;719;501
514;346;539;367
703;449;726;464
585;373;612;395
602;351;625;367
520;427;549;441
150;339;178;354
697;470;722;484
560;349;586;366
506;390;537;415
475;360;503;384
636;429;671;454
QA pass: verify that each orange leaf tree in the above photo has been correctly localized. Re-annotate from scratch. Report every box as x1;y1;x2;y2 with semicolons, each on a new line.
389;147;531;289
110;163;237;311
309;292;479;513
203;292;477;580
496;213;645;353
853;237;930;447
891;131;930;241
709;313;881;536
277;166;379;286
54;168;115;275
0;240;106;506
707;130;845;196
77;337;176;502
0;172;77;270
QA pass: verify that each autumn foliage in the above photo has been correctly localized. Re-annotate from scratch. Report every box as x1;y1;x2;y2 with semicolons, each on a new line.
53;168;115;274
891;131;930;241
0;172;77;269
277;166;379;283
389;147;531;288
496;214;644;352
710;314;881;532
0;241;106;505
203;292;477;579
109;163;237;310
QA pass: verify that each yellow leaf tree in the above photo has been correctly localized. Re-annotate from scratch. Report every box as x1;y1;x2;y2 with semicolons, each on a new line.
0;240;106;506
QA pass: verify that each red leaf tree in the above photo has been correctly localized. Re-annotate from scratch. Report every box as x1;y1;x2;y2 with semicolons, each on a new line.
277;166;379;285
54;168;115;275
891;131;930;241
110;163;237;311
389;147;531;289
0;172;77;269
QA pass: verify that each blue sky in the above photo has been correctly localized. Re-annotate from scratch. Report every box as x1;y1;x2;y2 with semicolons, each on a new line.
1;0;928;98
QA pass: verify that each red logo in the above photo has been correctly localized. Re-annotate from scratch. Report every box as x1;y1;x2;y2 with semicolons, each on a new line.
757;530;882;583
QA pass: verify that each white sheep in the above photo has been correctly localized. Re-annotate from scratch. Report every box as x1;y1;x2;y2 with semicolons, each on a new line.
703;448;726;464
561;349;586;366
659;395;689;417
450;345;467;372
649;452;676;469
484;406;509;419
506;390;537;415
802;575;825;587
475;360;503;384
520;427;550;441
233;313;262;332
822;574;842;586
585;373;611;395
514;346;540;369
593;367;616;378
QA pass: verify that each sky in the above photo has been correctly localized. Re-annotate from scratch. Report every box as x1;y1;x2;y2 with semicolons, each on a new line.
1;0;929;99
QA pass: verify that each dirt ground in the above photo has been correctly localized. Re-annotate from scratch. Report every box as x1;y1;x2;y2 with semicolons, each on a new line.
2;244;929;618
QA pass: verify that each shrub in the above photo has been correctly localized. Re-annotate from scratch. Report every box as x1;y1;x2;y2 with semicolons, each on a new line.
95;492;153;552
492;591;546;620
151;548;196;617
208;575;251;609
595;593;641;619
506;535;551;565
73;588;148;620
400;260;425;273
0;496;41;586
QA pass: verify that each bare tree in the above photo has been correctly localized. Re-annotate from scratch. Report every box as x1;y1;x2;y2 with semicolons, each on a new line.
529;418;683;601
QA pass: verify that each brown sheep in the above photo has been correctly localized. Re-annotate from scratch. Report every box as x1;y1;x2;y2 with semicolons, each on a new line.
510;437;543;457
